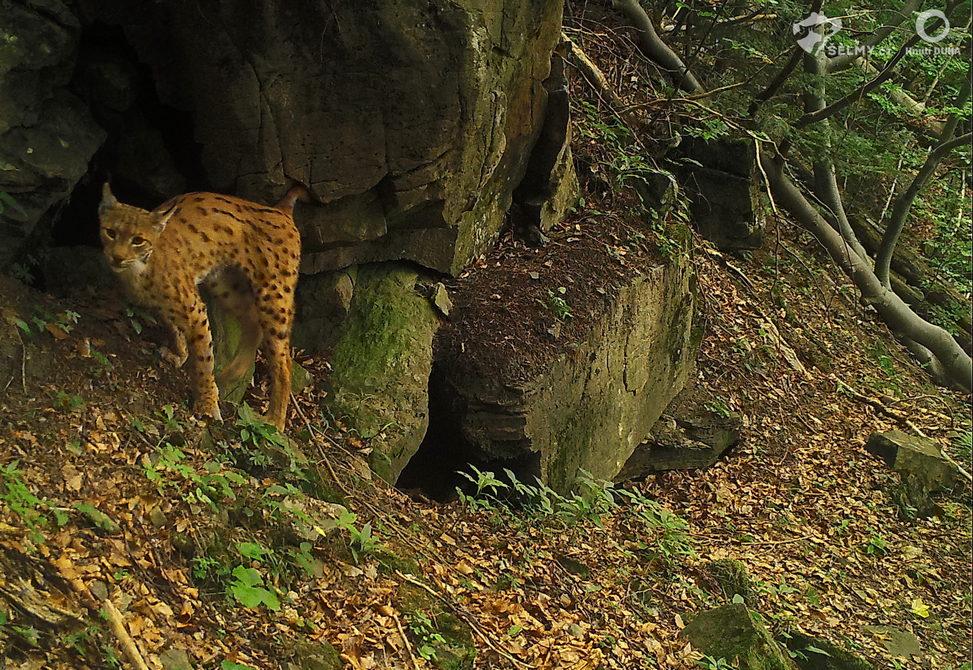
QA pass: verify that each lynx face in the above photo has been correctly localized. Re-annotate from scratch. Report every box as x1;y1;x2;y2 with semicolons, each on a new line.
98;184;173;274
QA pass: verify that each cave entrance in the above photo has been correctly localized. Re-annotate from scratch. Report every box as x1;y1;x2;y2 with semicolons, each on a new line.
395;374;542;502
47;22;206;254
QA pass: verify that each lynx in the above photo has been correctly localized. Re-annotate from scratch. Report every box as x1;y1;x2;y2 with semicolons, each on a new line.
98;183;304;430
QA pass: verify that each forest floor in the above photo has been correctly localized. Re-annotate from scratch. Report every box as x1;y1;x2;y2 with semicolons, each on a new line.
1;200;970;670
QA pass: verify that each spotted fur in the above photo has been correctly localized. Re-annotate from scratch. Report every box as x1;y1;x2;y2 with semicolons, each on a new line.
98;183;303;430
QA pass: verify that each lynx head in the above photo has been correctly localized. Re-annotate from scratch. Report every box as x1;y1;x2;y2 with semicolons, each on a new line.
98;183;174;274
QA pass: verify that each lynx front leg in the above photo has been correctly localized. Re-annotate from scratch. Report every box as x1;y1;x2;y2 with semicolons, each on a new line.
159;315;188;369
172;292;222;422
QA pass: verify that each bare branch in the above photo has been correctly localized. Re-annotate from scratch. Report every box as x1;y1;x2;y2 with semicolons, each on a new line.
875;132;973;286
749;47;802;116
826;0;924;73
611;0;705;93
796;33;921;128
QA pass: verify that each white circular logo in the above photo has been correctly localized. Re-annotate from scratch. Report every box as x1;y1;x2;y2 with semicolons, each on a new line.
916;9;950;43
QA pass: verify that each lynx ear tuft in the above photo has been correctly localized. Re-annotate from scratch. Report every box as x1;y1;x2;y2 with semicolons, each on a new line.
99;183;119;215
150;206;176;232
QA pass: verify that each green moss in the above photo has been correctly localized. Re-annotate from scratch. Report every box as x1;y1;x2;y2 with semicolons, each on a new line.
330;264;434;399
286;640;343;670
394;583;477;670
326;262;440;482
782;632;873;670
683;604;796;670
706;559;755;605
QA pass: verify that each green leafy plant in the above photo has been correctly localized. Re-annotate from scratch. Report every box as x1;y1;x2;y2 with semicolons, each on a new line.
704;398;733;419
222;662;257;670
697;655;735;670
864;533;889;556
142;445;247;511
332;508;384;562
228;565;280;611
545;287;573;321
408;611;448;662
456;466;508;511
236;403;289;450
0;462;68;543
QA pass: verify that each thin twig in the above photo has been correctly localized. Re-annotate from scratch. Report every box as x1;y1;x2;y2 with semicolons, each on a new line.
393;609;422;670
903;420;973;484
396;571;531;669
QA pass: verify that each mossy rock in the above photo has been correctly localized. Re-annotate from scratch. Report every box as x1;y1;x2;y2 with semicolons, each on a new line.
394;583;476;670
325;262;440;483
706;558;755;605
782;632;873;670
284;640;343;670
683;603;797;670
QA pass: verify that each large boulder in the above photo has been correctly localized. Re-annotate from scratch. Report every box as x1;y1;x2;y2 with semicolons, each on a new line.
88;0;565;275
865;430;958;515
682;603;797;670
324;263;441;483
674;137;765;250
0;0;105;267
428;250;698;493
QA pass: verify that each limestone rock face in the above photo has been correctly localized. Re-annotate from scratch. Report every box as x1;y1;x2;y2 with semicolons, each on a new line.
513;51;579;234
432;256;698;492
93;0;565;275
676;137;765;250
324;263;441;483
616;389;741;480
0;0;105;267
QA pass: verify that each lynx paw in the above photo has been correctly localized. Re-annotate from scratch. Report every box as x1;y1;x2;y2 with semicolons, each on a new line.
160;346;188;369
195;400;223;423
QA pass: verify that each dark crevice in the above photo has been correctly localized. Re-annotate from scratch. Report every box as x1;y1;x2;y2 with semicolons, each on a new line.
49;22;207;250
396;367;541;502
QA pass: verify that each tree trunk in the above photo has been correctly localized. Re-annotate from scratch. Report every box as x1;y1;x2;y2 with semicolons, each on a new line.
762;153;973;391
612;0;705;93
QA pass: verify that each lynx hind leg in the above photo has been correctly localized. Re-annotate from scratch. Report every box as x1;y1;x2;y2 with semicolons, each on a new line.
254;279;296;432
172;289;222;422
206;269;262;393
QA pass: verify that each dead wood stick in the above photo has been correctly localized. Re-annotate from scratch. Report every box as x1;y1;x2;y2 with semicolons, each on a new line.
560;32;626;112
392;609;422;670
831;376;973;484
395;572;530;669
53;557;150;670
101;599;151;670
903;420;973;484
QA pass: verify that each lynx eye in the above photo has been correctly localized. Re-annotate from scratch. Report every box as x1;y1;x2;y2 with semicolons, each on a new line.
131;236;147;246
103;228;117;240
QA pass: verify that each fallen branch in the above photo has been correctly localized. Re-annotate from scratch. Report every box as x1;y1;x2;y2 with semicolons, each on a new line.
102;599;151;670
832;375;973;484
53;557;150;670
396;571;531;669
560;33;626;112
392;609;422;670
